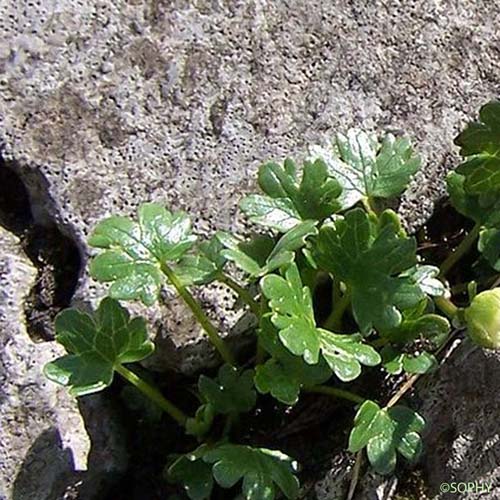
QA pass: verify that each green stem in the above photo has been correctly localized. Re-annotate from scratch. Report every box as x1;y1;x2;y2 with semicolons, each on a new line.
434;296;459;319
115;364;187;426
255;294;268;365
161;263;236;366
217;272;260;316
362;197;378;219
324;286;351;331
305;385;366;404
439;223;481;277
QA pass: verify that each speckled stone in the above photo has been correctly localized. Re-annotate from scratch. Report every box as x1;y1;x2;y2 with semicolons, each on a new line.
0;227;127;500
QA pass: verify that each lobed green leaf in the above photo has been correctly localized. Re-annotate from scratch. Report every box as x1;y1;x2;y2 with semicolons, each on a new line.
254;318;331;405
455;100;500;195
198;364;257;415
261;264;380;380
315;208;423;334
310;129;420;209
89;203;196;305
348;400;425;474
44;298;154;396
240;159;341;232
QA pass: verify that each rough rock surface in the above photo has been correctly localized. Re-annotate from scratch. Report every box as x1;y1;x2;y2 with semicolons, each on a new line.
420;340;500;499
1;0;499;372
0;227;127;500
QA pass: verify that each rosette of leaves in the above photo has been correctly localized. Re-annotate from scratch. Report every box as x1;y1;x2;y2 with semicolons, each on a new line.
240;158;342;232
261;263;381;381
309;128;421;210
44;298;154;396
349;401;425;474
168;444;300;500
315;208;425;334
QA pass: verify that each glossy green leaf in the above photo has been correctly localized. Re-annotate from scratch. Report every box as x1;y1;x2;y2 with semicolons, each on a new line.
348;401;425;474
89;203;196;305
446;172;500;226
167;447;214;500
316;208;423;334
44;298;154;396
318;329;381;381
455;100;500;195
203;444;300;500
310;129;420;209
254;318;331;405
261;264;380;380
240;159;341;232
199;364;256;415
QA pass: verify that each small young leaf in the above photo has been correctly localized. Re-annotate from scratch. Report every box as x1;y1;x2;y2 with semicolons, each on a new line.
254;318;331;405
89;203;196;305
478;227;500;271
401;265;447;297
199;364;257;415
218;221;317;278
261;264;380;380
261;264;320;364
381;346;437;375
316;209;423;334
455;100;500;195
381;310;450;348
240;159;341;232
348;401;425;474
174;236;227;286
44;298;154;396
310;129;420;209
203;444;300;500
186;404;215;438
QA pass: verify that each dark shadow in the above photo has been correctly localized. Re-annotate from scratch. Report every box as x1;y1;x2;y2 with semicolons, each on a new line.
0;155;82;341
12;428;83;500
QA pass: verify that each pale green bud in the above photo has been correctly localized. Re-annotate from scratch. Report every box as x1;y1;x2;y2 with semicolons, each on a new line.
464;288;500;349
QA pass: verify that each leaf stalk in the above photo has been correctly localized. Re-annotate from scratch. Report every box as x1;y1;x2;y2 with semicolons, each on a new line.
439;222;481;277
324;286;351;330
161;262;236;366
305;385;366;404
115;364;188;426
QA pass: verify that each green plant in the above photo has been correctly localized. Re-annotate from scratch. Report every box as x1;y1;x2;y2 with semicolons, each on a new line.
44;100;500;499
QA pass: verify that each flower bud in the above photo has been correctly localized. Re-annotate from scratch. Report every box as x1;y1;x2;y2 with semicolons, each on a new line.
464;288;500;349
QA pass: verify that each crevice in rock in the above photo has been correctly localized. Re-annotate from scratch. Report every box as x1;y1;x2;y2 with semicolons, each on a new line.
0;153;82;341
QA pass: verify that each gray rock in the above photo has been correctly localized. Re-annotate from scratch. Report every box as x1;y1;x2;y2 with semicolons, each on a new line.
420;340;500;499
1;0;499;372
0;227;127;500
